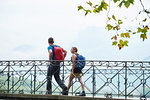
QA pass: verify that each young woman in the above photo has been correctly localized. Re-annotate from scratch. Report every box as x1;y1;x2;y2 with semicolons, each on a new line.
67;47;86;96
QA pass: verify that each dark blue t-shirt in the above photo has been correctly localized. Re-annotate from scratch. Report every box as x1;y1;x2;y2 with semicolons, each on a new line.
47;45;61;60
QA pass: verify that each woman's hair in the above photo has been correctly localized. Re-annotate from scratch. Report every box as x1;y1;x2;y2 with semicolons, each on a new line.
72;47;78;52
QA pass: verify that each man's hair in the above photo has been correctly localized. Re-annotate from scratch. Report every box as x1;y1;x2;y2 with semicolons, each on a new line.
48;37;54;43
72;47;78;52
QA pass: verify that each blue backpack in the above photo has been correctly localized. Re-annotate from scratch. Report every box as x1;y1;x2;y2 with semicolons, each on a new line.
75;54;86;70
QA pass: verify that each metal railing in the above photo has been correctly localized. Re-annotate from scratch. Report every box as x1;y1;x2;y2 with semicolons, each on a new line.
0;60;150;99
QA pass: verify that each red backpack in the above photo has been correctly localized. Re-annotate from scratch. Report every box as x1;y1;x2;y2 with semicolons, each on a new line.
52;45;64;62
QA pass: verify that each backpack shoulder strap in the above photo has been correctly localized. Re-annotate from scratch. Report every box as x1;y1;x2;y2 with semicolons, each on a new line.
50;45;54;47
73;53;79;57
51;45;58;48
74;53;79;56
73;53;80;60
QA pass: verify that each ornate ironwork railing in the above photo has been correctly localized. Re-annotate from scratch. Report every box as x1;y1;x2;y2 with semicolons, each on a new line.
0;60;150;99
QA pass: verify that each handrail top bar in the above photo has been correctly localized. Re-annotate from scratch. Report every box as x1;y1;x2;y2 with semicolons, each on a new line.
0;60;150;63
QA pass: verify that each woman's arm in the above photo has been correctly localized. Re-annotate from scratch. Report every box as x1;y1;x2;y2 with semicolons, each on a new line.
72;54;77;73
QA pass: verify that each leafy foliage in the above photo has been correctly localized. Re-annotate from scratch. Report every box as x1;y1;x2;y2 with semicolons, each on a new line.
78;0;108;15
78;0;150;50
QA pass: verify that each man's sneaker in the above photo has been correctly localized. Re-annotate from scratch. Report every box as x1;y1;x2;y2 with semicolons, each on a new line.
62;87;68;95
62;90;68;95
46;90;52;95
79;91;86;96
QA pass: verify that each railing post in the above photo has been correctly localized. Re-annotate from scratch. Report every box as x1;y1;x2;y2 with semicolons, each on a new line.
62;61;65;84
72;80;73;96
7;61;10;93
31;72;33;94
62;61;65;95
12;72;14;93
125;62;127;99
92;64;96;97
143;70;145;97
34;65;36;94
118;72;120;97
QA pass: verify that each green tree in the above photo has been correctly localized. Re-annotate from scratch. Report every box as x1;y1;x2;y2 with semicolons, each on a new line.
78;0;150;50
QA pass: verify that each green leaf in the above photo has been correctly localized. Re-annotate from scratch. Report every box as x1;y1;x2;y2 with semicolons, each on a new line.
128;0;134;4
98;5;103;12
106;24;113;31
108;17;111;20
87;1;92;6
111;36;115;40
113;0;120;3
119;1;123;7
93;8;98;13
120;33;130;38
137;27;142;33
103;3;108;10
140;34;147;41
143;28;148;34
78;6;84;11
143;18;147;22
103;5;107;10
124;40;128;46
118;19;123;25
120;39;124;44
103;2;108;10
124;32;130;38
128;30;131;32
112;15;116;21
120;33;125;37
112;41;117;45
98;1;108;12
124;1;130;8
113;27;116;30
85;10;91;16
137;27;148;34
132;32;136;34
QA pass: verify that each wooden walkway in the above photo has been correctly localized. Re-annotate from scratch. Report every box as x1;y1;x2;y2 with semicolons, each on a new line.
0;94;136;100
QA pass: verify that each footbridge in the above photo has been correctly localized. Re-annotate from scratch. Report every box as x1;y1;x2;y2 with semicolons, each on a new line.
0;60;150;100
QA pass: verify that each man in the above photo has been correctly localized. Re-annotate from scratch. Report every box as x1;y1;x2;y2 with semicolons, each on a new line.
67;47;86;96
46;37;67;95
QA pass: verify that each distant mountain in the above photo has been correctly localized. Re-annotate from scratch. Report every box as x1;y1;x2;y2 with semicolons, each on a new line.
143;56;150;61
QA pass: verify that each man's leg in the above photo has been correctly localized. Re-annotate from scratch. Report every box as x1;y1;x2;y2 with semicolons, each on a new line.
53;63;67;94
46;64;54;94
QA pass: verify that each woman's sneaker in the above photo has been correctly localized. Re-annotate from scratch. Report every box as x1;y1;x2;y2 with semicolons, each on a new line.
79;91;86;96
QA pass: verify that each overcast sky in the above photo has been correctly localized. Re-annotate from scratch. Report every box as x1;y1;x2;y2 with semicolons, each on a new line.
0;0;150;61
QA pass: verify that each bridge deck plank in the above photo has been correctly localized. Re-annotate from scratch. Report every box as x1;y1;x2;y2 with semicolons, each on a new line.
0;94;136;100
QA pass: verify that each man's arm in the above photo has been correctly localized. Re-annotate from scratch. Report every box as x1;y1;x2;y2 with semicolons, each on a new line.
49;50;53;63
63;49;67;58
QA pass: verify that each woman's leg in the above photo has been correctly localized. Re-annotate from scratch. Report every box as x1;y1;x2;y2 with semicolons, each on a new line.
78;77;84;91
67;75;73;91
